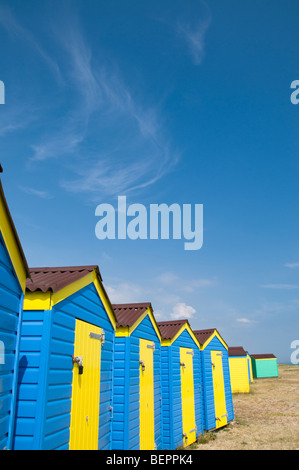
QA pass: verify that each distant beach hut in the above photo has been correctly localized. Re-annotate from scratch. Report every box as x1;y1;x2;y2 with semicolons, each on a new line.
13;265;116;450
193;329;234;431
228;346;250;393
111;303;162;451
157;319;204;450
251;354;279;378
0;177;30;450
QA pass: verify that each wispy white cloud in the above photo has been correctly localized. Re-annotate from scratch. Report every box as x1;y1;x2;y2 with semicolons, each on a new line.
156;271;216;293
104;273;200;321
177;0;212;65
0;7;178;197
253;299;299;318
170;302;196;320
105;276;181;311
150;309;164;321
261;284;299;290
182;278;216;292
285;262;299;268
0;5;62;84
25;17;178;196
156;272;180;285
28;24;96;163
30;125;86;163
18;185;54;200
0;91;43;139
177;12;211;66
0;120;28;138
236;317;257;324
105;280;150;304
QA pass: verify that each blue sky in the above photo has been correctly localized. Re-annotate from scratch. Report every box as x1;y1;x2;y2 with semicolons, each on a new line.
0;0;299;363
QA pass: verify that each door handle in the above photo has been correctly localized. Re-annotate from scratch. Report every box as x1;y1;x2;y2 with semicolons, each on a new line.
72;355;83;375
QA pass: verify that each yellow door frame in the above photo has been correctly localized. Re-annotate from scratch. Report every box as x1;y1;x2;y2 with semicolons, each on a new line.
180;347;196;447
139;338;155;450
211;350;227;429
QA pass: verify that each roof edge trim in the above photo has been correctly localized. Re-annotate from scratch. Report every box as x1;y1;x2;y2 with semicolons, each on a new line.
200;329;228;351
24;269;117;330
160;322;200;348
115;305;162;341
0;179;30;292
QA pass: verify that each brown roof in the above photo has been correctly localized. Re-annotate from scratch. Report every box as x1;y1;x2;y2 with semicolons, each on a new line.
26;265;100;293
251;354;276;359
157;319;188;340
193;329;216;346
228;346;247;357
112;303;152;328
0;178;30;278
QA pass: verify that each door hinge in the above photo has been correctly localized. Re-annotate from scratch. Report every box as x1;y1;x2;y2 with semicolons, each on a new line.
90;330;105;346
110;406;113;419
147;343;155;351
186;350;194;356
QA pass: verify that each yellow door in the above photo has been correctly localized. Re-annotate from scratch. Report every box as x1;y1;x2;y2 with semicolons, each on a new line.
139;338;155;450
180;348;196;447
247;354;253;383
69;319;102;450
211;350;227;429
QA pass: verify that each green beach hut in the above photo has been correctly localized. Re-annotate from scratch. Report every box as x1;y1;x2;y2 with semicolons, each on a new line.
250;354;279;378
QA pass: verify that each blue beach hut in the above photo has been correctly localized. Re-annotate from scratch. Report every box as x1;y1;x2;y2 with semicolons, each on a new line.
13;265;117;450
157;319;204;450
0;174;30;450
111;303;162;451
193;329;234;431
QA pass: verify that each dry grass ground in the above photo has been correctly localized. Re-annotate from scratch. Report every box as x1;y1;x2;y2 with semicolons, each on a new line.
193;364;299;450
